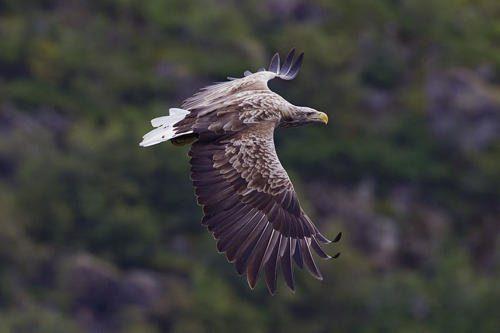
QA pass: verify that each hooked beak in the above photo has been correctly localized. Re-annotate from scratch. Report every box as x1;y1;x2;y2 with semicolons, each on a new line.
317;112;328;124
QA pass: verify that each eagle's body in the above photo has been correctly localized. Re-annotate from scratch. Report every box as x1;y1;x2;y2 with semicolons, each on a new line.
140;50;340;294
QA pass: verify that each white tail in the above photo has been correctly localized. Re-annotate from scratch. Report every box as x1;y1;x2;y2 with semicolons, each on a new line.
139;108;192;147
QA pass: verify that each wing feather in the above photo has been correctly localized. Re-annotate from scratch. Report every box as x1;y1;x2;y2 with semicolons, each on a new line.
264;234;281;294
189;123;338;292
280;238;295;291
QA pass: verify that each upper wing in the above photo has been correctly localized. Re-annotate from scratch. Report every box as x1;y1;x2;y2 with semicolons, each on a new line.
189;123;340;294
140;49;305;146
180;49;304;114
174;49;304;139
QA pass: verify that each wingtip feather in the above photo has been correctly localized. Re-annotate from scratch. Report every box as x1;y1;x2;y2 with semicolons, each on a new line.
268;53;280;73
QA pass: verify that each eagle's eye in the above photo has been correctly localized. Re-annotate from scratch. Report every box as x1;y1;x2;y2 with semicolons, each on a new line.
303;110;316;119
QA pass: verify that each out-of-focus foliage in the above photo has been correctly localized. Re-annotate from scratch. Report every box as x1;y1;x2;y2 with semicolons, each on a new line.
0;0;499;332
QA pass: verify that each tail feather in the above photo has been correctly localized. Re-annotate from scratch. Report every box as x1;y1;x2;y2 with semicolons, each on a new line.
150;116;170;128
169;108;190;116
140;108;192;147
151;108;189;127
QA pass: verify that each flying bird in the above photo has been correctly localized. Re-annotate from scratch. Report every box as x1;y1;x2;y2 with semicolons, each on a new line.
140;49;341;294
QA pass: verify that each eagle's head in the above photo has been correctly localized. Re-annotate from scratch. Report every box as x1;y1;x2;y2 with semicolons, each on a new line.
280;106;328;127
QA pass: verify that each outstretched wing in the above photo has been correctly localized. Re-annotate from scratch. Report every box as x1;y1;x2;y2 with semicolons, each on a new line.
174;49;305;140
190;123;340;294
180;49;304;113
141;49;305;147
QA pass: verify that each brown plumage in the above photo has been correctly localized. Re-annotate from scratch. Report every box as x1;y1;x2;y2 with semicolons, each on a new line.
140;49;341;294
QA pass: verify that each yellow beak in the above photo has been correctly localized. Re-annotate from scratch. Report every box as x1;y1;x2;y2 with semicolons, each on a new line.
318;112;328;124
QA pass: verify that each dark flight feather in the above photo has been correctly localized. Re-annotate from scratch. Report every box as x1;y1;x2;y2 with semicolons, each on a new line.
188;122;339;292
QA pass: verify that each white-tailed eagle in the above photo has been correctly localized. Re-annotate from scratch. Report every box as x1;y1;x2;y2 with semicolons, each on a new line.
140;49;341;294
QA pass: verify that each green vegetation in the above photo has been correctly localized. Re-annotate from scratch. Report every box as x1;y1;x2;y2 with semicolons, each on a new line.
0;0;499;332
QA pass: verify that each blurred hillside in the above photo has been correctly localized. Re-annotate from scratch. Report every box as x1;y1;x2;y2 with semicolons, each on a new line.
0;0;499;332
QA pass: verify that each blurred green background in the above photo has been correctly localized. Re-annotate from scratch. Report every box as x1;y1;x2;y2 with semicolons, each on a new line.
1;0;499;332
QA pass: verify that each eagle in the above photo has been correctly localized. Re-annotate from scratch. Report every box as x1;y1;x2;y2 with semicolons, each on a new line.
140;49;341;294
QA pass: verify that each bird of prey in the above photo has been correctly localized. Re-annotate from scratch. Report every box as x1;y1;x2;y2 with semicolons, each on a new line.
140;49;341;294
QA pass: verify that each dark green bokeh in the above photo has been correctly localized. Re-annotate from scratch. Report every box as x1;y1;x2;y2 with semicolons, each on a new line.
0;0;499;332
